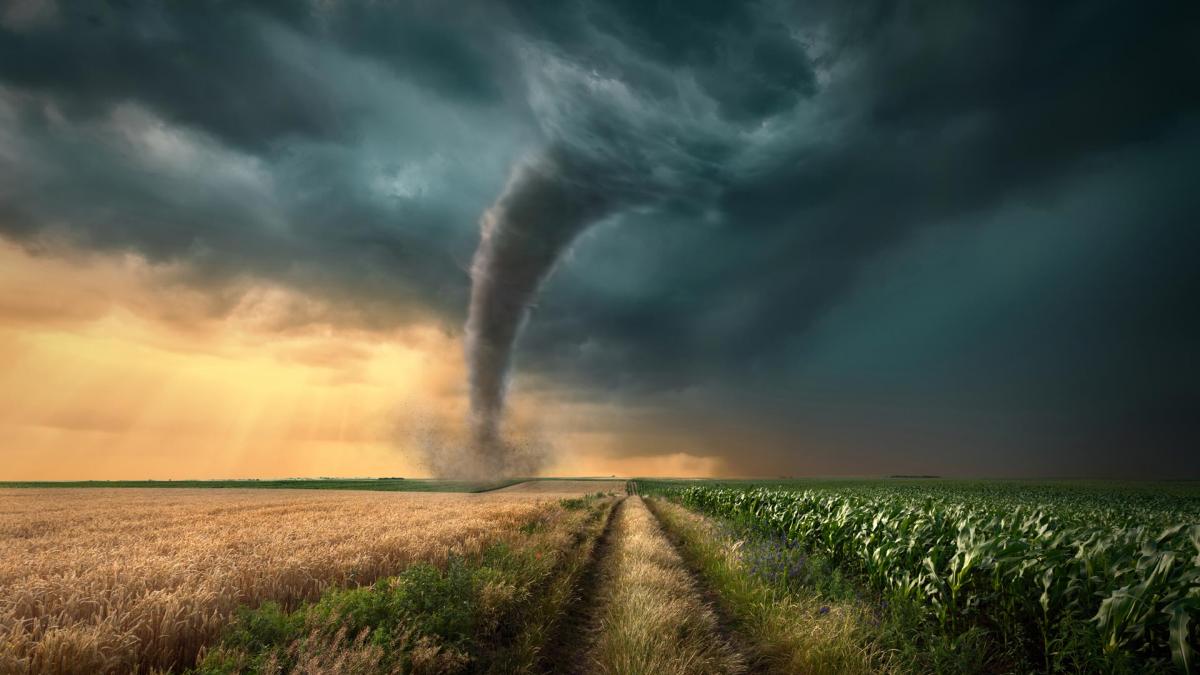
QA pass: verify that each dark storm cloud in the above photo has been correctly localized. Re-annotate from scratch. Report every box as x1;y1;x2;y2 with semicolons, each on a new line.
0;0;532;326
0;1;511;150
506;0;1200;475
0;5;343;151
1;0;1198;475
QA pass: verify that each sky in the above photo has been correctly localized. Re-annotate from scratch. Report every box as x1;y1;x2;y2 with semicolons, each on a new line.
1;0;1198;479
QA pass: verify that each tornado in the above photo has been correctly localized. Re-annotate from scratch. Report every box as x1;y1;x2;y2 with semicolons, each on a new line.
464;149;612;471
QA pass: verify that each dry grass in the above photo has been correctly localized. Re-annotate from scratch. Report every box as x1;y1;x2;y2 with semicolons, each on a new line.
646;498;881;674
587;497;744;675
0;488;560;675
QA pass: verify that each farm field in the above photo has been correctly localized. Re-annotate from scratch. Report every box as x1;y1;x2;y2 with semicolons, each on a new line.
642;479;1200;673
0;479;521;493
1;479;1196;674
640;478;1200;527
493;480;627;494
0;486;614;674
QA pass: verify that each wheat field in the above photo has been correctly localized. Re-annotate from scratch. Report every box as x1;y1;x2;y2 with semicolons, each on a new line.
494;480;626;494
0;489;559;675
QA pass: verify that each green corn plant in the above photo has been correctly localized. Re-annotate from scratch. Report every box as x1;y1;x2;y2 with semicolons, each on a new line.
669;483;1199;672
1166;598;1196;674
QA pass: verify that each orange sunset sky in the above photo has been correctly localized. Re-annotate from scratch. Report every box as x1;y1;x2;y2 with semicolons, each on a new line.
0;241;722;480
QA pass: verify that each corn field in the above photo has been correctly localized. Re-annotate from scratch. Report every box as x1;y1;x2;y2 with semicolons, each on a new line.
669;485;1200;672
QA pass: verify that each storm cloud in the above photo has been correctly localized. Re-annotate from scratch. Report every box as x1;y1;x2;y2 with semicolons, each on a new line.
1;0;1197;477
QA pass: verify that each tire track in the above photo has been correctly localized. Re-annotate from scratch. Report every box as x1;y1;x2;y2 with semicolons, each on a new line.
538;496;627;673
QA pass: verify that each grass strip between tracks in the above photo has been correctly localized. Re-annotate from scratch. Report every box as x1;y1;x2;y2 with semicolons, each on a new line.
585;496;744;674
